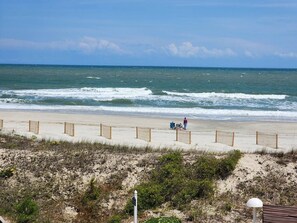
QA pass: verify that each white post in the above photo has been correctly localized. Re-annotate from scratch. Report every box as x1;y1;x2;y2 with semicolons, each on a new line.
253;208;256;223
134;190;138;223
246;198;262;223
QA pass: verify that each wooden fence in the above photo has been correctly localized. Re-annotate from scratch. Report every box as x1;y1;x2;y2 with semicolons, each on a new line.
256;131;278;149
0;119;3;130
176;129;191;144
215;130;235;147
136;127;151;142
64;122;75;136
263;204;297;223
100;124;112;139
29;120;39;134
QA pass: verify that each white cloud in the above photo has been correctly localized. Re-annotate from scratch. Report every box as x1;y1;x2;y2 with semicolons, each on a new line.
274;52;297;58
244;50;256;58
0;37;123;54
166;42;236;58
78;36;123;54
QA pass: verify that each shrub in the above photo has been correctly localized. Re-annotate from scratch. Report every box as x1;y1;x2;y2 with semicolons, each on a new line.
216;150;241;179
107;214;122;223
172;179;213;208
15;197;39;223
82;178;101;204
151;152;184;183
0;167;14;179
125;182;164;214
191;156;219;180
126;151;241;214
143;216;181;223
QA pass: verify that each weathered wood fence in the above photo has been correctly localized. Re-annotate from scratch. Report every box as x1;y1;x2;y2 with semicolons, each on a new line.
263;204;297;223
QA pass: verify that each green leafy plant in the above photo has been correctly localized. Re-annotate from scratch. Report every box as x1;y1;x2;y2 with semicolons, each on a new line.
126;150;241;213
82;178;101;204
0;167;14;179
15;197;39;223
107;214;122;223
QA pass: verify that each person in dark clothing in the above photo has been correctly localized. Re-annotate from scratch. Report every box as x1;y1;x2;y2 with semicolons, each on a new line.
183;117;188;130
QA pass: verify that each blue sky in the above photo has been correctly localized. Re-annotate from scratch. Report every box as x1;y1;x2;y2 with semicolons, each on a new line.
0;0;297;68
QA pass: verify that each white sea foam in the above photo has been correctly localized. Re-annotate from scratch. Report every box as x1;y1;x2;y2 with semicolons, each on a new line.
0;103;297;120
163;91;287;100
1;88;288;105
1;88;152;101
86;76;101;79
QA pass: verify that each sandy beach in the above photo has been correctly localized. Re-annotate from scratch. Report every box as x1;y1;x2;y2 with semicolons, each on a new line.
0;110;296;153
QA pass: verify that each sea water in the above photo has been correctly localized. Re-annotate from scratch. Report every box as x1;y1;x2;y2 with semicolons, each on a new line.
0;64;297;121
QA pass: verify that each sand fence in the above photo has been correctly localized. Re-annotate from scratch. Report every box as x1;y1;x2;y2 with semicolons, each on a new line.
215;130;235;147
176;129;191;144
136;127;151;142
1;117;297;151
256;131;278;149
29;120;39;134
64;122;75;136
100;124;112;139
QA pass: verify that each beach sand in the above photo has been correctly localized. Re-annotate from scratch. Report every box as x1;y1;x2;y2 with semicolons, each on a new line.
0;110;296;153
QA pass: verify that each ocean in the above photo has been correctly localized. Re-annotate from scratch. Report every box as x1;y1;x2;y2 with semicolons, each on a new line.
0;64;297;121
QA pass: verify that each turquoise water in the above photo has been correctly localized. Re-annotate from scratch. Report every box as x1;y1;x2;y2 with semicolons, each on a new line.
0;64;297;121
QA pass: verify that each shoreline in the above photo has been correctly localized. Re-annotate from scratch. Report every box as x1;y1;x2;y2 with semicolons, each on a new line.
1;110;297;153
1;107;297;123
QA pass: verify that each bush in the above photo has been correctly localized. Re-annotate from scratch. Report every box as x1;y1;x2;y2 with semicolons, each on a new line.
0;167;14;179
107;214;122;223
82;178;101;204
152;152;184;183
172;179;213;207
125;182;164;214
143;216;181;223
126;151;241;214
216;150;241;179
16;197;39;223
191;156;219;180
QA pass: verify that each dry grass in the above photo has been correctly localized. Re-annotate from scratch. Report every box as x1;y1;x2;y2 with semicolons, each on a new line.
1;133;297;223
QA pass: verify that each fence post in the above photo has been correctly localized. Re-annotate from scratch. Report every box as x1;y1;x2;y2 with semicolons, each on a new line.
37;121;40;134
110;126;112;139
176;129;178;141
149;128;151;142
256;131;259;145
64;122;66;134
189;131;191;144
215;130;218;143
29;120;31;132
100;124;102;136
276;134;278;149
136;127;138;139
232;132;235;147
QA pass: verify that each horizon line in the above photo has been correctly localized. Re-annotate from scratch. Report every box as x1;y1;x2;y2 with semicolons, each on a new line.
0;63;297;70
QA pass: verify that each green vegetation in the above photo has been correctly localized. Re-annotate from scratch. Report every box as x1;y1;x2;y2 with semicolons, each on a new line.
143;216;181;223
82;178;101;204
0;167;14;179
126;150;241;213
16;197;39;223
107;215;122;223
2;133;264;223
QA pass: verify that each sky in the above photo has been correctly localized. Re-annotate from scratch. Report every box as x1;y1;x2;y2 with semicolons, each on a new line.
0;0;297;68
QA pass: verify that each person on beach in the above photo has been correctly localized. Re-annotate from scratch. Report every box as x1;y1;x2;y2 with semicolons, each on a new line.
183;117;188;130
